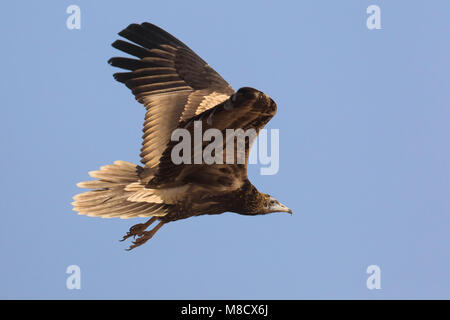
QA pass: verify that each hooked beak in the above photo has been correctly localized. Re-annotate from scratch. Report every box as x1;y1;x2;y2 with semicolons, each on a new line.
283;206;293;215
269;200;293;215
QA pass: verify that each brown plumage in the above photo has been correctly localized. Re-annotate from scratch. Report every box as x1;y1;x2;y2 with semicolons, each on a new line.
72;22;292;250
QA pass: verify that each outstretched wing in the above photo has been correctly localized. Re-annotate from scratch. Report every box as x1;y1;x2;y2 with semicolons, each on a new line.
108;22;234;169
148;87;277;189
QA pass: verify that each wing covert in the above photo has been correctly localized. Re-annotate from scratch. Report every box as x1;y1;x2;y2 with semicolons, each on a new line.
149;87;277;188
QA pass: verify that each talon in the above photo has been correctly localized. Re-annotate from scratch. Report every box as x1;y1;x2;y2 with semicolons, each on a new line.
130;223;146;233
125;221;165;250
120;217;157;242
120;228;144;242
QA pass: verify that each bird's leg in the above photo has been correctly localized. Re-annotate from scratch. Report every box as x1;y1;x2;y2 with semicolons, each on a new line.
120;217;157;242
126;221;165;251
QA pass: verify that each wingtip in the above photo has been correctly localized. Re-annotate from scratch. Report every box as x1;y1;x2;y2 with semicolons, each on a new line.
111;40;121;50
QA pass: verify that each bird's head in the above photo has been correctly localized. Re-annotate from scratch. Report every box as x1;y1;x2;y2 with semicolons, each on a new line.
261;194;292;215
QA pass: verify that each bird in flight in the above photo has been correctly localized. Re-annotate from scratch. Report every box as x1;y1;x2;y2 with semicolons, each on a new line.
72;22;292;250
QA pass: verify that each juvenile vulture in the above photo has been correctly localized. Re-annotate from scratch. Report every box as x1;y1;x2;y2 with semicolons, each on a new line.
72;22;292;250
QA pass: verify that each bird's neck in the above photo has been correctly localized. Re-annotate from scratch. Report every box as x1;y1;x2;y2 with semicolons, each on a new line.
230;180;265;215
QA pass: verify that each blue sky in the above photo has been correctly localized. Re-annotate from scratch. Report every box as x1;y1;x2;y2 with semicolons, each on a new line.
1;1;450;299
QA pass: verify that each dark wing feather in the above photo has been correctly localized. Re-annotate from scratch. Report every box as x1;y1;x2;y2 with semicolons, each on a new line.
148;87;277;189
108;22;234;169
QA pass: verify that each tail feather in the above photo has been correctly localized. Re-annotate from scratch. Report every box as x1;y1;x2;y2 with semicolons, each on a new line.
72;161;169;219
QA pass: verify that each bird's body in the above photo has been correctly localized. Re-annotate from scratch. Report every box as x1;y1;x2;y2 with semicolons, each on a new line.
72;22;291;249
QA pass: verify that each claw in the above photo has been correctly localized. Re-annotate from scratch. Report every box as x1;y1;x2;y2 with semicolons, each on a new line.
120;217;157;242
120;223;147;242
127;231;153;250
125;221;165;251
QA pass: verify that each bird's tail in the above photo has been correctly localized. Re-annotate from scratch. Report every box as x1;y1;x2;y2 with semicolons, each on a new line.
72;161;169;219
